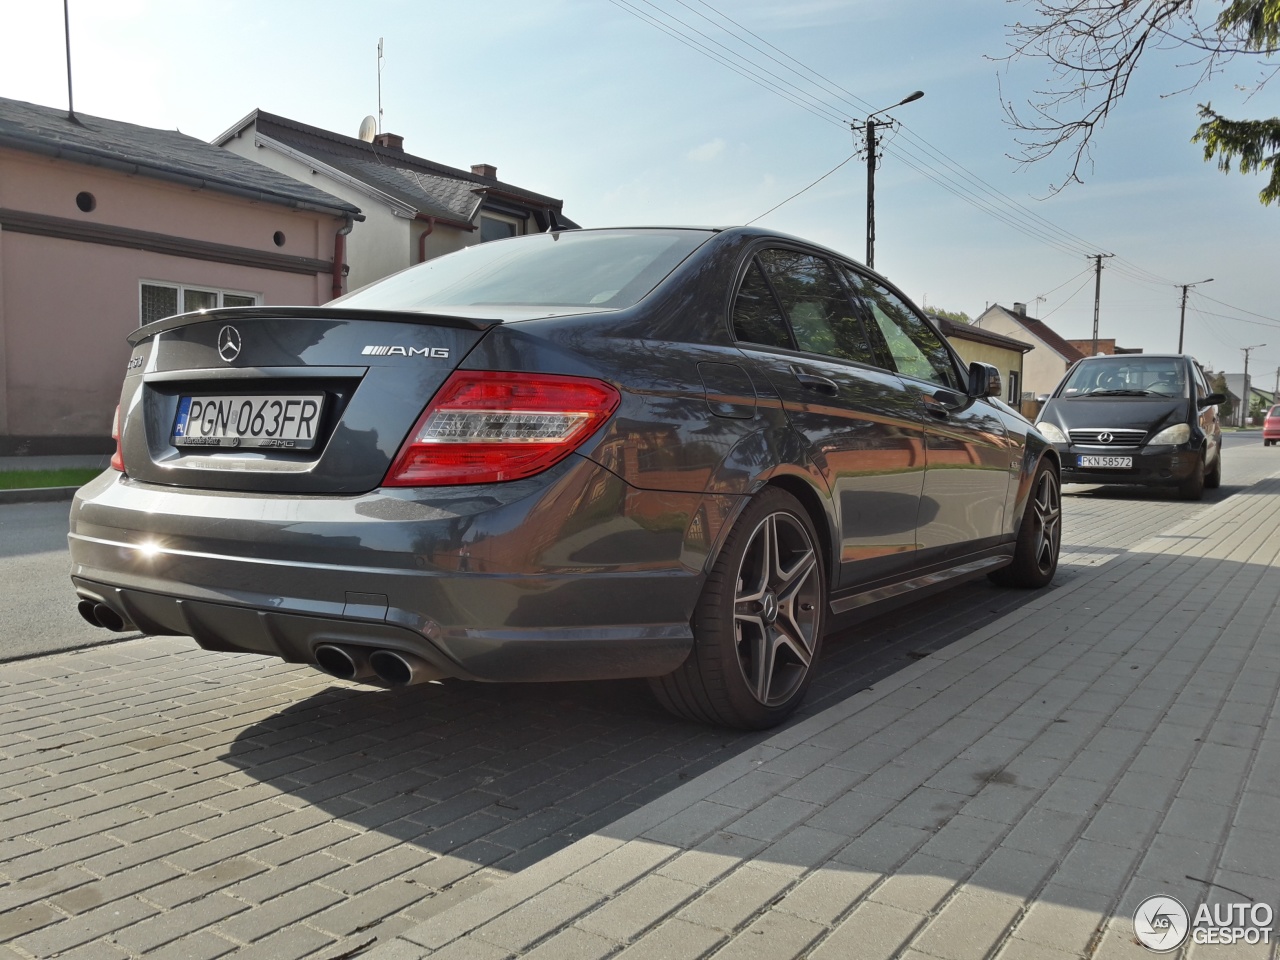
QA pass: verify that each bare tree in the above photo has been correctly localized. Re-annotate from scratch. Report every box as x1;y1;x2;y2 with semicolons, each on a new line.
1000;0;1280;199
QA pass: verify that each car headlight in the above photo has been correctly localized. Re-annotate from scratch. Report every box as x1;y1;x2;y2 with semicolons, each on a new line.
1148;423;1191;445
1035;421;1067;444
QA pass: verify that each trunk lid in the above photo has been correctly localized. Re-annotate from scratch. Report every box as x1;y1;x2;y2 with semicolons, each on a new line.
119;307;492;494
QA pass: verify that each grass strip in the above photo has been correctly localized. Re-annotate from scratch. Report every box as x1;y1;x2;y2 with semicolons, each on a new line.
0;468;102;490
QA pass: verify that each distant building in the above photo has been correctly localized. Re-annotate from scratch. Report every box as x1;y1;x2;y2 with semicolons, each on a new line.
1222;373;1276;426
973;303;1086;399
930;314;1033;410
0;97;359;452
215;110;578;294
1065;338;1142;357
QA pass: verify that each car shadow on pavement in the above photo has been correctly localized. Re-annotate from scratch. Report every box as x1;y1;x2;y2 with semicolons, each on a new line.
218;577;1054;889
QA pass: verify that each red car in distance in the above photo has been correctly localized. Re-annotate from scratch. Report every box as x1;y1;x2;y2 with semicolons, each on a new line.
1264;404;1280;446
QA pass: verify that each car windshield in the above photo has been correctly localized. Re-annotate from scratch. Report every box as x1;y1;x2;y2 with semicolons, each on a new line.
1060;359;1189;398
333;228;713;312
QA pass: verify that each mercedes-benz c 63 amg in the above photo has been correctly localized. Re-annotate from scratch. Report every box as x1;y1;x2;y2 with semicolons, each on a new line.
70;227;1060;728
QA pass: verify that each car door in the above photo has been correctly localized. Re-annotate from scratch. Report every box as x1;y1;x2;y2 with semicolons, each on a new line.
841;266;1017;553
1191;363;1220;461
730;247;926;589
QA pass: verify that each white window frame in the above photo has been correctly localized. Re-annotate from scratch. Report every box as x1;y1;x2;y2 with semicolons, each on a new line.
479;213;522;243
139;280;262;326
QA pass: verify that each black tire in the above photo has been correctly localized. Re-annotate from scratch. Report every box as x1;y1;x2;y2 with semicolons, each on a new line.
1179;455;1206;500
1204;449;1222;489
649;487;825;729
989;460;1060;589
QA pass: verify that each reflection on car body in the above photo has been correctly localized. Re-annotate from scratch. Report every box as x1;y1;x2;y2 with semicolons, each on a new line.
69;226;1061;729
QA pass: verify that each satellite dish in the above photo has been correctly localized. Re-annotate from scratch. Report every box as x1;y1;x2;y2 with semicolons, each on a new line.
357;116;377;142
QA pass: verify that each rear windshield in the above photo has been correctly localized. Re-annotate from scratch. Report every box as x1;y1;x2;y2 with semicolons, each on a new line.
1060;358;1189;398
334;229;713;312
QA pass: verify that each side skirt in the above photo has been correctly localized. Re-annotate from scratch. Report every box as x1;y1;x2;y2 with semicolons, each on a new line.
828;544;1014;616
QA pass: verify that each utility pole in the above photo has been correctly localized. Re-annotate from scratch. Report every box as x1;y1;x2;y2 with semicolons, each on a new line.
1241;344;1266;427
865;117;877;269
853;90;924;270
1088;253;1114;357
1177;278;1213;353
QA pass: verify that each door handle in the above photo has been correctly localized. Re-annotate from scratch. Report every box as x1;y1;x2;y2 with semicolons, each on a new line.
924;405;950;421
790;367;839;395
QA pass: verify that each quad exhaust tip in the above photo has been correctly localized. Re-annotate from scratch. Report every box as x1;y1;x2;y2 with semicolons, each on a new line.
313;644;444;687
76;598;132;632
314;644;374;682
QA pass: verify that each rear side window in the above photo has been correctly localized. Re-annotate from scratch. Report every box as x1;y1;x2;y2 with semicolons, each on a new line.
335;229;712;311
755;250;878;366
732;261;793;349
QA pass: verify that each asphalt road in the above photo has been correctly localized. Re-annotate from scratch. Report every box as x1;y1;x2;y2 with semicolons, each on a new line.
1;431;1274;664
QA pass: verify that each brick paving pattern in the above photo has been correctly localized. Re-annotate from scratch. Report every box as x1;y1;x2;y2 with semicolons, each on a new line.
372;469;1280;959
1;444;1276;958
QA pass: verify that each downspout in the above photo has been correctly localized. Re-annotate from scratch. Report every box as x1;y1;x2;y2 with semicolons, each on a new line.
331;214;354;300
417;216;436;263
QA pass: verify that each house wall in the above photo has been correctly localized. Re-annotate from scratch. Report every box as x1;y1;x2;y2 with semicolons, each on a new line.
0;148;340;442
417;221;473;263
947;339;1025;402
975;310;1071;398
221;126;410;294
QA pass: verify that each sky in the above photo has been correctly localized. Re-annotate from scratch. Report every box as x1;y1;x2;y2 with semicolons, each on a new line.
3;0;1277;381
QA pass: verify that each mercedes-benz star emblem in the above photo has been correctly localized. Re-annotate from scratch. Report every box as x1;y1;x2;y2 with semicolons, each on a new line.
217;326;242;363
1098;431;1114;444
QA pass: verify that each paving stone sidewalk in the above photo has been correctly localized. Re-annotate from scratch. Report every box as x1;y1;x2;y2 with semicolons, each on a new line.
372;475;1280;960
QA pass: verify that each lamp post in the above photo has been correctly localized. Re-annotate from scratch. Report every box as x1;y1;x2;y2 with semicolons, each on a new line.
853;90;924;270
1177;278;1213;353
1242;344;1266;427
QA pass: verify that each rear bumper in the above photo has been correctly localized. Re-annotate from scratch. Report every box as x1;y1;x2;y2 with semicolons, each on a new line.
1057;444;1200;487
68;461;733;682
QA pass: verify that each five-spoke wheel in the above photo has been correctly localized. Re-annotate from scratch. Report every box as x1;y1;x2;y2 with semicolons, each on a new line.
990;460;1061;588
650;487;825;728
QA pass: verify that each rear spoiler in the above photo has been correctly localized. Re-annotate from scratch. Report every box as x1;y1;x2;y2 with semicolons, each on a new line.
128;306;500;347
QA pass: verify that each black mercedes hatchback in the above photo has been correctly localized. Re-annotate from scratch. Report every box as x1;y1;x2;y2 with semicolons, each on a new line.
70;226;1060;728
1034;353;1224;500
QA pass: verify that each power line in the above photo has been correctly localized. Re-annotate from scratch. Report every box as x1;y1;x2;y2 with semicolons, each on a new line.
747;152;859;223
605;0;848;128
609;0;1273;332
1042;273;1097;319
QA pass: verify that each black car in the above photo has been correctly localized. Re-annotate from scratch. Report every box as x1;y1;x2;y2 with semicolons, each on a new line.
69;226;1061;729
1035;353;1224;500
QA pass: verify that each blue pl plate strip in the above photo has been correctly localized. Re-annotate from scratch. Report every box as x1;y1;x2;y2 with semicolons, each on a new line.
173;397;192;437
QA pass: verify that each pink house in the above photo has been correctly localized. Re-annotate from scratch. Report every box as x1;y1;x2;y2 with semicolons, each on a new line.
0;97;362;453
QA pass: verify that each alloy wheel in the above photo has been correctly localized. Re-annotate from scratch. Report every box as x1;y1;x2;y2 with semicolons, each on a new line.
733;511;821;706
1032;470;1061;574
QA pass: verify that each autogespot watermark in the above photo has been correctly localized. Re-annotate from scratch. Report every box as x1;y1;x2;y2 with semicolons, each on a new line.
1133;895;1274;951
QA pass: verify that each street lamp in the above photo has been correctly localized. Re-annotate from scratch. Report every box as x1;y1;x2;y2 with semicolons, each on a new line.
1177;278;1213;353
1242;343;1267;427
853;90;924;270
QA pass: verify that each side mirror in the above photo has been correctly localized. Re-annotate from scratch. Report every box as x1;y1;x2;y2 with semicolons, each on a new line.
1199;393;1227;408
1036;394;1051;403
968;362;1002;399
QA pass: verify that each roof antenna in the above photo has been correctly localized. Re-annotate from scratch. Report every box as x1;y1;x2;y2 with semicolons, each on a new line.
63;0;82;125
376;38;384;134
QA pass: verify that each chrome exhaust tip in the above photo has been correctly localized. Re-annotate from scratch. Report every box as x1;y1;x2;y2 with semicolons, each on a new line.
77;599;102;627
92;603;129;632
368;649;444;687
313;644;375;682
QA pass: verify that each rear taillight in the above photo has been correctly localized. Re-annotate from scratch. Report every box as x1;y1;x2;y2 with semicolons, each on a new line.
384;371;620;486
110;405;125;473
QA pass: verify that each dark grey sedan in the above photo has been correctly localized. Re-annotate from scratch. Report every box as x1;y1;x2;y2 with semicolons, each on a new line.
70;226;1060;729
